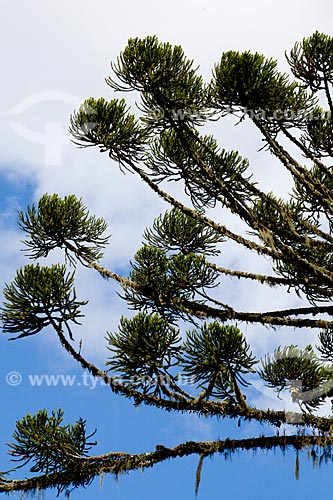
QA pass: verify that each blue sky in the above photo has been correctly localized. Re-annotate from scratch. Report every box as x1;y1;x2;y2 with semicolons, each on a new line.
1;0;333;498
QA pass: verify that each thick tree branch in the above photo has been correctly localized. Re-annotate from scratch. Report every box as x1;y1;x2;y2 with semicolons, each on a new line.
174;296;333;330
2;435;333;494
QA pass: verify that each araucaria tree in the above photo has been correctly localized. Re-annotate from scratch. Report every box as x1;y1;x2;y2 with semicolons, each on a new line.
2;31;333;496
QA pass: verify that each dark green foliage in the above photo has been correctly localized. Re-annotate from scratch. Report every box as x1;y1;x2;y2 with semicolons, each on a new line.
292;162;333;219
251;192;306;254
143;208;224;256
287;31;333;91
1;264;87;340
8;409;96;474
69;97;147;163
302;106;333;157
252;191;333;301
106;35;210;128
124;245;218;318
181;322;256;401
146;130;254;211
317;329;333;361
19;194;109;264
212;50;314;131
259;345;332;411
106;312;181;395
6;410;97;496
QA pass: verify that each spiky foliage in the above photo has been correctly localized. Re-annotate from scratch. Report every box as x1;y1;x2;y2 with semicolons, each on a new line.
107;36;210;128
18;193;109;264
1;264;87;340
213;50;314;132
6;409;97;496
3;32;333;496
69;97;148;163
259;345;332;411
181;322;256;402
143;207;224;256
123;245;218;320
106;312;181;396
287;31;333;93
8;409;96;473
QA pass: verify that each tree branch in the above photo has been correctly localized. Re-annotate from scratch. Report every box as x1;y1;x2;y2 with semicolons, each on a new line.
2;435;333;494
45;318;333;433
